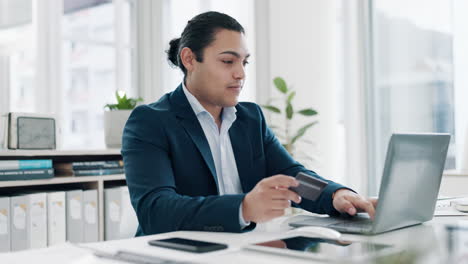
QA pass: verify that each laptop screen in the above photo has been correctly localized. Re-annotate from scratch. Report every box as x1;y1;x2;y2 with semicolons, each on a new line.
373;133;450;233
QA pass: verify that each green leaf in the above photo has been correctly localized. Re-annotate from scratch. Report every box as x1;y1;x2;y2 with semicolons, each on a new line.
104;104;119;110
297;108;318;116
287;91;296;103
286;103;293;120
291;121;318;144
262;105;281;113
273;77;288;94
105;91;143;110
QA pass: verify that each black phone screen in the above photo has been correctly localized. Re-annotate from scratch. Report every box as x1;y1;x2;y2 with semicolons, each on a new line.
148;237;228;253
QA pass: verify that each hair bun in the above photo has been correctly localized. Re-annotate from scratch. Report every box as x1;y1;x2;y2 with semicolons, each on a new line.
167;38;181;67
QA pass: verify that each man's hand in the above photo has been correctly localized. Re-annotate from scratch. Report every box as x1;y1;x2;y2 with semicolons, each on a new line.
242;175;301;223
332;189;378;219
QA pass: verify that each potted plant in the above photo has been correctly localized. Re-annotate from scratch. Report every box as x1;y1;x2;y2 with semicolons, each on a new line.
104;91;143;148
262;77;318;215
262;77;318;159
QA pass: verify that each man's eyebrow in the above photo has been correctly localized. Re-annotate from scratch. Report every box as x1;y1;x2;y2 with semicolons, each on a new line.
219;51;251;59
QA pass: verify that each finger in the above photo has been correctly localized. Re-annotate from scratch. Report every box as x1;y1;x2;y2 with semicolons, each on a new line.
270;199;291;210
272;189;301;204
369;198;378;208
266;209;285;219
335;198;357;215
262;175;299;188
348;195;376;219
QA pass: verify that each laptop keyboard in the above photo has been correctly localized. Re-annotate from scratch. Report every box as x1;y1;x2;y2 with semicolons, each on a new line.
290;215;373;233
328;219;373;232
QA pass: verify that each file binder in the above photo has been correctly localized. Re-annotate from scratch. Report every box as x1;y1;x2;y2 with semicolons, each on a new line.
29;193;47;249
104;186;138;241
104;187;121;241
47;192;66;246
83;189;98;243
0;197;10;252
119;186;138;239
66;190;83;243
10;194;28;251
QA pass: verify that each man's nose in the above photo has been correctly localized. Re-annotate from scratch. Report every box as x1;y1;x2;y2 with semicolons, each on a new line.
233;64;245;80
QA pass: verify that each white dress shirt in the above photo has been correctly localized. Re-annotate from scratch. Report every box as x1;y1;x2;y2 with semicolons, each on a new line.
182;83;250;228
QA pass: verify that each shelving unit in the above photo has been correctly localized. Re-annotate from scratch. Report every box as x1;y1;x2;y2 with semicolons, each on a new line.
0;149;127;242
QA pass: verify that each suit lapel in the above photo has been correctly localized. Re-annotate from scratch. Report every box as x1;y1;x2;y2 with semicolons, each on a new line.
170;85;219;190
229;116;254;193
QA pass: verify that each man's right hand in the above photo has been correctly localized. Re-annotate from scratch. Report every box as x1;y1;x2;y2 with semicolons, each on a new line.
242;175;301;223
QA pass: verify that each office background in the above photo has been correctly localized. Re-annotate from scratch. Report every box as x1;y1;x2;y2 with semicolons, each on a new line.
0;0;467;197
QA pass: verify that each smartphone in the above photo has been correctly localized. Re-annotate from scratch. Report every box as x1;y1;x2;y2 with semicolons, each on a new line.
148;237;228;253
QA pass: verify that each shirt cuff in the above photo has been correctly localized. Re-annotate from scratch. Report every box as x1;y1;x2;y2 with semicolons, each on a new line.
239;202;251;229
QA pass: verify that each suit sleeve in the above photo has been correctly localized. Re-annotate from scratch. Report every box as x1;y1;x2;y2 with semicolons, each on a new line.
256;105;348;216
122;105;255;235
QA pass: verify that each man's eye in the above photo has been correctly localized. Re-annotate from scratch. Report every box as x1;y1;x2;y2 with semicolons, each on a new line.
222;60;233;64
243;61;249;66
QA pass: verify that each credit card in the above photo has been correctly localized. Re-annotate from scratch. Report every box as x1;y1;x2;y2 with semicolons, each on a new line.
289;172;328;201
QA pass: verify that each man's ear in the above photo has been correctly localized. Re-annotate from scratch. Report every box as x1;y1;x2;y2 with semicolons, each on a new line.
180;47;196;72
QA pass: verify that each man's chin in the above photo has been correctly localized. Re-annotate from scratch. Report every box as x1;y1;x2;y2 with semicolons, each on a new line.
226;98;239;107
224;102;238;108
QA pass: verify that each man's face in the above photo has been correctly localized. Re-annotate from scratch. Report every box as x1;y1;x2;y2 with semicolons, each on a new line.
188;29;250;108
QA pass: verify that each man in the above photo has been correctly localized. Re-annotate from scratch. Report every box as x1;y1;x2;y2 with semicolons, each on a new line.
122;11;376;236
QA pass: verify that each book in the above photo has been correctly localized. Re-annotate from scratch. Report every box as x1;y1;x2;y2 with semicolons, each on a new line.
0;159;52;171
0;169;54;181
74;168;124;177
54;160;123;171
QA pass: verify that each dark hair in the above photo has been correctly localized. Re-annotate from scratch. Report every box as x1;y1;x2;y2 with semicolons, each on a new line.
166;11;245;76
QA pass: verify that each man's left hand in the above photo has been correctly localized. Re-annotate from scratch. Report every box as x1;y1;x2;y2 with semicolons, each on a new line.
332;189;378;220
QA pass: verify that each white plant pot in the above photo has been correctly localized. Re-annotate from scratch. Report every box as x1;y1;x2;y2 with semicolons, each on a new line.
104;110;132;149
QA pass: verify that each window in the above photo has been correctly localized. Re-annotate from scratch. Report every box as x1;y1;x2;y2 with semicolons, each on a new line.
0;0;35;113
367;0;459;194
0;0;134;149
61;0;133;149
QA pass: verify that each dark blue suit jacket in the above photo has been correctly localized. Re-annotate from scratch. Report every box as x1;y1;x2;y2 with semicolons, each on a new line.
122;84;346;236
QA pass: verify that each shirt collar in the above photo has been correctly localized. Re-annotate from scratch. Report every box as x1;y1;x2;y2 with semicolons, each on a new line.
182;82;237;122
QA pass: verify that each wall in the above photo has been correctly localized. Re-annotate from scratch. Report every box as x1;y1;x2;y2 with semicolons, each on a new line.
263;0;342;182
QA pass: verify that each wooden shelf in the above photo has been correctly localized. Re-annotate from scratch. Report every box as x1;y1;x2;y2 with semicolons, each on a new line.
0;174;125;188
0;150;126;243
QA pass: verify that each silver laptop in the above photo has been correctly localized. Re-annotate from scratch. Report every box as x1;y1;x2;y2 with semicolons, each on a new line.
289;133;451;235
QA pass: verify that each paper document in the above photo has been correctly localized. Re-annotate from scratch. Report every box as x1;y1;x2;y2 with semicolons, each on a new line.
435;198;468;216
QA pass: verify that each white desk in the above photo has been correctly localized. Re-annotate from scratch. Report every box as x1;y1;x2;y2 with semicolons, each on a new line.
1;214;467;264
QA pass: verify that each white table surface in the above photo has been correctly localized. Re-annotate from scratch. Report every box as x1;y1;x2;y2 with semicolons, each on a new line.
2;213;468;264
